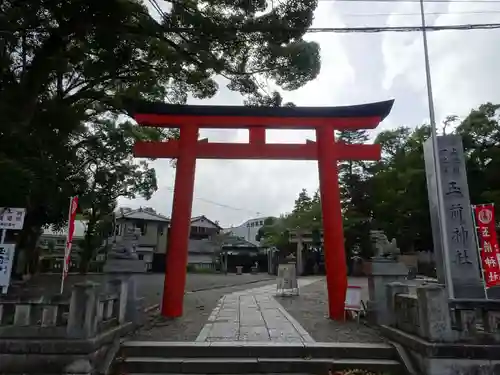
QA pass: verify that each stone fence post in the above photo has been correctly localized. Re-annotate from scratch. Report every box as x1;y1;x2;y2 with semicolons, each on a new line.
108;278;128;324
385;282;409;326
366;256;408;325
67;281;100;338
416;283;454;342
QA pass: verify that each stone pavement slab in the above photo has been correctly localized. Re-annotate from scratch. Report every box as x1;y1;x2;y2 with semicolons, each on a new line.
133;278;282;341
196;278;318;343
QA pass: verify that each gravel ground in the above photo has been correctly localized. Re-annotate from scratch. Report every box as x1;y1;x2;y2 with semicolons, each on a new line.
7;273;274;308
134;276;383;343
133;279;279;341
275;278;384;343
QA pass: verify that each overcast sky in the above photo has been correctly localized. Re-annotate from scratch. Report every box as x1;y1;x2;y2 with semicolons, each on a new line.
119;0;500;228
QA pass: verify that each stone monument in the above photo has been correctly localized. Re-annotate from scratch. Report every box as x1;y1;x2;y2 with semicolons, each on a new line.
365;229;408;325
373;135;500;375
104;225;146;322
423;135;496;299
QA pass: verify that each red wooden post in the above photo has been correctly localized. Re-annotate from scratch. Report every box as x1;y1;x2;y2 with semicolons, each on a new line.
161;126;198;317
316;127;347;320
249;127;266;144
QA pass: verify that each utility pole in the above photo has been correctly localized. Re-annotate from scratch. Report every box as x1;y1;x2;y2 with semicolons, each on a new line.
419;0;454;298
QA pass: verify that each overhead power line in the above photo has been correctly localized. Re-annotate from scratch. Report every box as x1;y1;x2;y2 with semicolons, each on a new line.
306;23;500;32
341;10;500;17
163;186;263;215
144;2;500;34
5;22;500;35
319;0;500;3
143;23;500;33
5;2;500;35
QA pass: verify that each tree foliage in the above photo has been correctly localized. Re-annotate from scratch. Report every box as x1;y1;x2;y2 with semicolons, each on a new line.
261;102;500;262
76;118;168;272
1;0;321;272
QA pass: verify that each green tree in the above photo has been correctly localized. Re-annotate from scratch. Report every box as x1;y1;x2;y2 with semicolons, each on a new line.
1;0;321;268
293;189;312;213
75;118;169;272
336;130;372;257
368;125;432;252
257;215;295;255
264;102;500;262
457;103;500;206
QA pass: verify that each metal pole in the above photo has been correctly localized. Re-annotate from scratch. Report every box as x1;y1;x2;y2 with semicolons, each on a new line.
60;196;73;294
1;228;8;294
419;0;454;299
471;205;489;299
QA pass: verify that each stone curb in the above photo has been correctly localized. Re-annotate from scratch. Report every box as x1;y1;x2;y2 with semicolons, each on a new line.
144;303;160;313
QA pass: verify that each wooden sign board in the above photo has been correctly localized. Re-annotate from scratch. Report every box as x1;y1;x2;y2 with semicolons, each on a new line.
276;264;298;296
345;285;362;310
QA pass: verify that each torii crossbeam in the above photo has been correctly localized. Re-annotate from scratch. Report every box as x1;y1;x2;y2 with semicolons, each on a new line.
130;99;394;320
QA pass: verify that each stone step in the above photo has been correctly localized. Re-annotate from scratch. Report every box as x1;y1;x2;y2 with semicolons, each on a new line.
120;357;402;374
121;342;398;360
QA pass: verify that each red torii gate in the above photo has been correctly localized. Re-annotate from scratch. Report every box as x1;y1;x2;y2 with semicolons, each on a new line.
131;99;394;321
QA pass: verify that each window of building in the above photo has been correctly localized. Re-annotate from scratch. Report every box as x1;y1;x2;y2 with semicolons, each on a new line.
158;226;164;236
115;224;122;236
135;221;147;235
56;239;65;246
260;221;264;226
138;254;144;260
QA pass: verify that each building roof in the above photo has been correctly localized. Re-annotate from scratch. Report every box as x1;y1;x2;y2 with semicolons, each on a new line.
188;239;219;254
116;208;170;223
114;209;220;227
221;236;257;248
191;215;222;229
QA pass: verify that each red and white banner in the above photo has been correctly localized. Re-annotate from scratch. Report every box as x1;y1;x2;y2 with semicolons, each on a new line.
473;204;500;289
60;196;78;293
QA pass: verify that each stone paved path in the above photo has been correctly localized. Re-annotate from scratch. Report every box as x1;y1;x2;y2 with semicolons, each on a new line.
196;278;318;343
277;278;384;343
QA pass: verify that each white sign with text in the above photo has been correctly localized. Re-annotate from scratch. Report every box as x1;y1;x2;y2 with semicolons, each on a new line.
0;244;15;292
0;208;26;230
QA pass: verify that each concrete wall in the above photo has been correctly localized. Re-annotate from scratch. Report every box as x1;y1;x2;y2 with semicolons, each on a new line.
188;254;214;265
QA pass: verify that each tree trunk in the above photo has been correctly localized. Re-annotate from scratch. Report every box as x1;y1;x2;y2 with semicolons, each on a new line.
13;207;42;278
16;225;41;277
79;217;96;274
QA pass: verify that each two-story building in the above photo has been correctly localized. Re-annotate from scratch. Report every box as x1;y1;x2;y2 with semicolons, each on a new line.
115;209;222;272
38;220;89;272
189;215;222;240
113;207;170;271
185;216;222;269
36;207;223;273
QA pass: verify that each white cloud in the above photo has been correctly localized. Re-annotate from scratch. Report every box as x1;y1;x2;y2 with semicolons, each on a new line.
121;0;500;226
382;0;500;125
